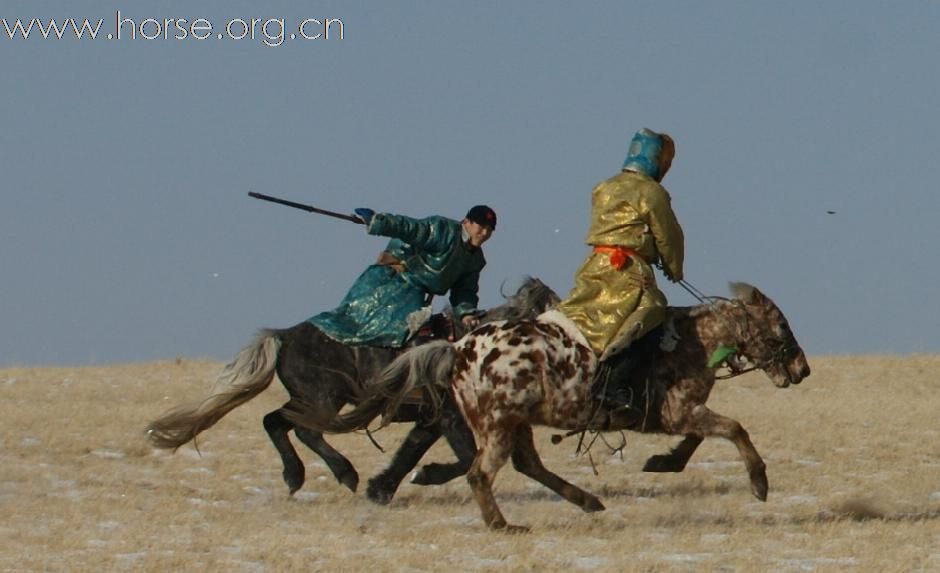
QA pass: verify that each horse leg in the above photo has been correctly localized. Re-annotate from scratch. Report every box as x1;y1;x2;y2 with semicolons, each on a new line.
466;428;525;533
263;409;306;495
292;426;359;493
412;400;477;486
510;425;605;513
366;422;442;505
643;435;705;473
687;406;768;501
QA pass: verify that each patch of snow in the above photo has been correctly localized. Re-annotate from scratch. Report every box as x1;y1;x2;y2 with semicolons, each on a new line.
292;491;320;503
687;460;739;470
187;497;228;508
55;489;83;501
97;520;121;530
20;436;41;447
48;477;76;489
472;558;507;568
115;552;148;564
441;515;479;526
230;560;265;573
700;533;729;544
929;491;940;501
795;458;822;466
782;495;818;505
783;532;812;542
91;448;125;459
572;556;610;569
661;553;710;563
4;378;17;385
778;557;858;570
184;467;214;475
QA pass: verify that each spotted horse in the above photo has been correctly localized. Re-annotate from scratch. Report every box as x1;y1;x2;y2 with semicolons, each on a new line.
305;282;811;532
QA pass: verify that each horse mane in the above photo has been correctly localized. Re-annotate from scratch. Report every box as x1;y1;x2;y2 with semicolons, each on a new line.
438;276;561;340
678;282;759;320
481;276;561;323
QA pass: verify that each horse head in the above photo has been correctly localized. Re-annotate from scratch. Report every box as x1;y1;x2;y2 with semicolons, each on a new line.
727;282;811;388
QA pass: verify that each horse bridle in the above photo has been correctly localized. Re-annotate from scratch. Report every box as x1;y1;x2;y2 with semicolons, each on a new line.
712;298;798;381
668;275;799;380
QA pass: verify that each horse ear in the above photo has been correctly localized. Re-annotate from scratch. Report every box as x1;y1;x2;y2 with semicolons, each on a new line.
729;282;767;305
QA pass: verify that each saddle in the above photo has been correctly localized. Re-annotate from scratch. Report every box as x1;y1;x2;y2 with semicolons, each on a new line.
408;312;456;346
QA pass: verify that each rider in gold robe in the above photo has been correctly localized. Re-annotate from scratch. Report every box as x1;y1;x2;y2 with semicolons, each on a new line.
557;128;684;411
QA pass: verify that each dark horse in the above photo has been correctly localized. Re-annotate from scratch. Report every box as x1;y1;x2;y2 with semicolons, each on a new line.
146;277;559;504
301;283;810;531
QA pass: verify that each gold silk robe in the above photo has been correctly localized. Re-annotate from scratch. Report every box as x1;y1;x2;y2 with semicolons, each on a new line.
557;170;685;357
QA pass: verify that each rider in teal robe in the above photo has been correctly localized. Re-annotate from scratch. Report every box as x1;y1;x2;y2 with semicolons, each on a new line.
309;206;497;347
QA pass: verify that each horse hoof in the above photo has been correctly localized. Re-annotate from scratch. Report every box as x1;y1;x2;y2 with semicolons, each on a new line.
643;455;681;473
366;491;393;506
366;480;394;506
501;524;531;535
284;470;305;495
338;471;359;493
583;497;606;513
751;478;768;502
490;520;530;534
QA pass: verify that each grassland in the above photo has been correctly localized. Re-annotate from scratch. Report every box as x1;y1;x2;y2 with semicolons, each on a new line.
1;355;938;572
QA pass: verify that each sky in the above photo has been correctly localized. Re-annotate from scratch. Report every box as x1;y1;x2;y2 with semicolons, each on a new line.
3;1;939;366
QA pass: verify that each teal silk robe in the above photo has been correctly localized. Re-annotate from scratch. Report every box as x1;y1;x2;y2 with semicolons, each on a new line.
309;213;486;347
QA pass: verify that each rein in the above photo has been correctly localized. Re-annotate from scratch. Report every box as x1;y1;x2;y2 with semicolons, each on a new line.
676;277;711;304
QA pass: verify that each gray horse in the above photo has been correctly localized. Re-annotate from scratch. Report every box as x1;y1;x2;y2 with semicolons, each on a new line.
146;277;559;504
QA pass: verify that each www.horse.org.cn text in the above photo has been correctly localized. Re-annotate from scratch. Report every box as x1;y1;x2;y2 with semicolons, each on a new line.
2;11;345;47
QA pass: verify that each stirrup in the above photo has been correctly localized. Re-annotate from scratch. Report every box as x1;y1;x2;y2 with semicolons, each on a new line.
587;400;639;431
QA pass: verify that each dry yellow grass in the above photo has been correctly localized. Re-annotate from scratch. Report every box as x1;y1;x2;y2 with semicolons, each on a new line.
1;355;939;572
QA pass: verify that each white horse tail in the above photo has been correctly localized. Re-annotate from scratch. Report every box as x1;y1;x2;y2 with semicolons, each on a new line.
146;330;281;449
286;340;457;433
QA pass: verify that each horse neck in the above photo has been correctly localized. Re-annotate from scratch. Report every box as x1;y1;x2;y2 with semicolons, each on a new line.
682;300;749;355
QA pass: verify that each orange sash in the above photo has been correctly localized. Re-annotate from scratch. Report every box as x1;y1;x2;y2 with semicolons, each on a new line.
593;245;645;270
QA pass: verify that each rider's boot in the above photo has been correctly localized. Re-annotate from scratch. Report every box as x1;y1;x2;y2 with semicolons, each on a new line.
589;354;643;430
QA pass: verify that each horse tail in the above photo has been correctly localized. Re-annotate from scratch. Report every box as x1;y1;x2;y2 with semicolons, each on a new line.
146;330;281;449
286;340;457;433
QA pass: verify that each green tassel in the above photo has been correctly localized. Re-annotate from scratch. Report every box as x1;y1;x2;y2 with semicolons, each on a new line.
707;345;738;368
